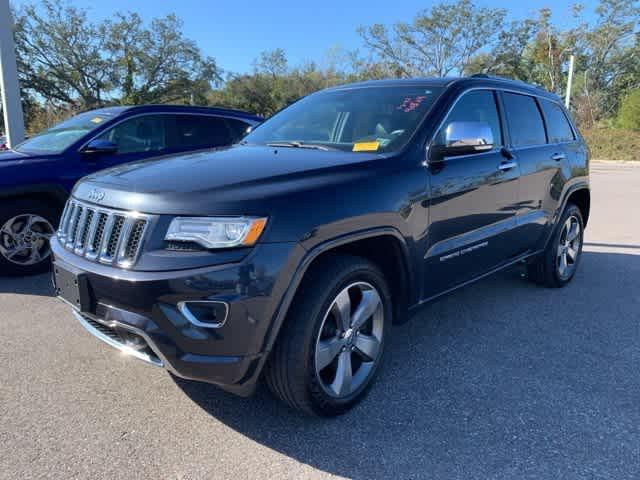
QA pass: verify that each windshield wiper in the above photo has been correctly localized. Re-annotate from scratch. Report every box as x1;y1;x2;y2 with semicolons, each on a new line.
266;141;330;151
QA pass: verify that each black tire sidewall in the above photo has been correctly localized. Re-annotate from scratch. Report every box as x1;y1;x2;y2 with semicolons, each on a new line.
0;198;60;276
302;261;392;416
548;204;584;286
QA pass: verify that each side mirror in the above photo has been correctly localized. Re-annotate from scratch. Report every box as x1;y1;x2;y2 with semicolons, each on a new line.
430;121;494;161
81;139;118;156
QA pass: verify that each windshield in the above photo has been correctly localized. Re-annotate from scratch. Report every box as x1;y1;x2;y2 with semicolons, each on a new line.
15;111;118;154
243;85;443;153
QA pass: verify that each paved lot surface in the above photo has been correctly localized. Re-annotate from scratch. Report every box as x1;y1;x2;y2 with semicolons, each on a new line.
2;162;639;480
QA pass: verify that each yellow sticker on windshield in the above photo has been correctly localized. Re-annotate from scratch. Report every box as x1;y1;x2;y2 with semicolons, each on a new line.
90;117;103;124
352;141;380;152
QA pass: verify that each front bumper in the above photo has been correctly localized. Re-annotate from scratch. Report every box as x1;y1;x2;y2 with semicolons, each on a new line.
51;236;304;396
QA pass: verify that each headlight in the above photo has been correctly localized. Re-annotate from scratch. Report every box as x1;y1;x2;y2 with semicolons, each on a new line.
165;217;267;249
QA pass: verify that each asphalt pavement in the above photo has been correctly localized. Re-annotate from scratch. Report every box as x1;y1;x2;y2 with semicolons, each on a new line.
1;161;639;479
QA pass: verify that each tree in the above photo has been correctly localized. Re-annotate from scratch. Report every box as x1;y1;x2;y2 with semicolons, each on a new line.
104;13;222;105
358;0;506;77
210;50;348;116
13;0;111;109
12;0;222;114
463;18;538;80
578;0;640;121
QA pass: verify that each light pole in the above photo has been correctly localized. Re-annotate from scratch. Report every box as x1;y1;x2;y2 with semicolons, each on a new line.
565;54;575;110
0;0;25;147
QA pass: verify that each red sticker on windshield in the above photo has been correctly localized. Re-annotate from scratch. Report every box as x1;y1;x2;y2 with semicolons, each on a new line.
397;96;426;112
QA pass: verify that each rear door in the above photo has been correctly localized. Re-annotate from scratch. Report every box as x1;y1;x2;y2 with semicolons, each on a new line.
502;93;566;253
424;89;520;298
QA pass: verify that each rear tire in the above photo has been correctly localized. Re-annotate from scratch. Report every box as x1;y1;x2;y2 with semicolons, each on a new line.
526;203;584;288
265;254;392;416
0;199;59;276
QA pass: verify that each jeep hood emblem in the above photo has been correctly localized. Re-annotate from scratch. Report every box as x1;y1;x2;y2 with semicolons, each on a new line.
88;189;105;202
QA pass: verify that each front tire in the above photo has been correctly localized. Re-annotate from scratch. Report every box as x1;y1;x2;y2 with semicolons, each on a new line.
0;199;59;276
266;254;392;416
527;203;584;288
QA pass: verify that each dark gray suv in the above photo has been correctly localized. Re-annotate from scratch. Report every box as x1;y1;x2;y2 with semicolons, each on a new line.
52;76;589;416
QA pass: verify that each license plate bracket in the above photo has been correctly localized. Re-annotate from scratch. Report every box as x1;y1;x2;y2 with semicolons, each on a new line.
53;262;91;312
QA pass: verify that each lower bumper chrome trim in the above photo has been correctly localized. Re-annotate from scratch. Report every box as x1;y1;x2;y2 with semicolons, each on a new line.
72;309;164;368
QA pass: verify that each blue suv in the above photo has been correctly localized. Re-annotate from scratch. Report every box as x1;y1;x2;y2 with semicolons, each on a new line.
0;105;261;275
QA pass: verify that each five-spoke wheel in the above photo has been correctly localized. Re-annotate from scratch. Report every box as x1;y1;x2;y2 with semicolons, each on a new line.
266;254;391;416
556;215;582;280
315;282;384;398
527;202;584;288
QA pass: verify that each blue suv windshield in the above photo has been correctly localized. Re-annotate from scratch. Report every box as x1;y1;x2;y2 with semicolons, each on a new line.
15;110;119;154
243;85;443;153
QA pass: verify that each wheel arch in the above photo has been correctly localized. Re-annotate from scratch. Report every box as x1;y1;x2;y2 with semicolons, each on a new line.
542;183;590;251
565;187;590;227
302;232;413;326
262;228;414;356
0;184;68;211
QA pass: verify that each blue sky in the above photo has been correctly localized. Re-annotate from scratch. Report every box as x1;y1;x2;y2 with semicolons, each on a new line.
14;0;600;74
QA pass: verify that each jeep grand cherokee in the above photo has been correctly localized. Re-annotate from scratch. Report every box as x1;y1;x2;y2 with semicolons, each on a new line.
52;76;590;416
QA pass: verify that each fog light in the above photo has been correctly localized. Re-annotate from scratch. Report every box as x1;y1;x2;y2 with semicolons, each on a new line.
177;301;229;328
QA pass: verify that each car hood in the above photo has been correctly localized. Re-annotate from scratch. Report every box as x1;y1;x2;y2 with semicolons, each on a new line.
0;149;36;162
73;145;390;215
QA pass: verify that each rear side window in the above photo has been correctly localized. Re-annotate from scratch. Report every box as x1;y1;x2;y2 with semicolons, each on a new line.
539;100;575;143
435;90;503;147
225;118;252;142
169;115;232;149
503;93;546;147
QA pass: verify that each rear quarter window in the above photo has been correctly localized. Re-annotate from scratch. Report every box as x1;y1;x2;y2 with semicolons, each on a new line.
539;99;575;143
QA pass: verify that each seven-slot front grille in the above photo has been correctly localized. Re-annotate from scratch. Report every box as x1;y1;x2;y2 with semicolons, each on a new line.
57;199;152;268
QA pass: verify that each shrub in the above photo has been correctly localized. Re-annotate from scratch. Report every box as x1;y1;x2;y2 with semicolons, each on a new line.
581;128;640;161
616;89;640;131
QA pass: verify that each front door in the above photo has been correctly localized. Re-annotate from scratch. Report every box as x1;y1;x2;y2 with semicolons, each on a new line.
81;114;169;175
423;89;520;299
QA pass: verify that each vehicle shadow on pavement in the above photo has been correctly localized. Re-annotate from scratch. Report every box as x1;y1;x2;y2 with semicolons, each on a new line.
173;250;640;479
0;272;53;297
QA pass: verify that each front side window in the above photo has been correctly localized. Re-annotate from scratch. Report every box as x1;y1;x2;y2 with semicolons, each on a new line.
15;110;119;154
168;115;232;149
434;90;503;147
539;99;575;143
96;115;166;154
503;93;546;147
243;86;443;153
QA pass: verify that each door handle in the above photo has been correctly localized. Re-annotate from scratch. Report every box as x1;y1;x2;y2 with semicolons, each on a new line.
551;153;566;161
498;161;517;171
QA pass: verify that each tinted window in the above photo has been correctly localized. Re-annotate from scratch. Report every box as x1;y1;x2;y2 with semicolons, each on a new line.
244;86;443;153
539;100;575;143
170;115;232;149
226;118;252;142
503;93;546;147
97;115;166;154
435;90;503;147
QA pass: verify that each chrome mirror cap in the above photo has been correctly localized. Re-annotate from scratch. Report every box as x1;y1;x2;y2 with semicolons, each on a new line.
445;121;494;151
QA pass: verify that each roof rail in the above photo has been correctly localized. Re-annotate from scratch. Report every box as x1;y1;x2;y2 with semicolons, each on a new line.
467;74;549;92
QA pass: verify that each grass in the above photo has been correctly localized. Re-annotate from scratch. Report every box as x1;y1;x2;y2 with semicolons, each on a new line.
581;128;640;161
